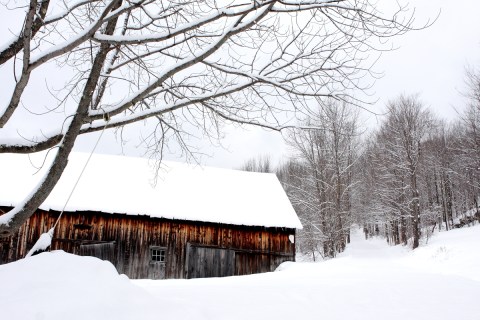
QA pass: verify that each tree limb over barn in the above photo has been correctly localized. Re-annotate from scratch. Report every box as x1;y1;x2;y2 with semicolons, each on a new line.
0;0;419;236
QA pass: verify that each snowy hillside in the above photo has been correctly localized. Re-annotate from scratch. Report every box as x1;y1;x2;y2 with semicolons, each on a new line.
1;226;479;320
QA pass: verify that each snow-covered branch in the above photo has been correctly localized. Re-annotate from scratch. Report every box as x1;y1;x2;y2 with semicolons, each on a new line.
0;0;418;235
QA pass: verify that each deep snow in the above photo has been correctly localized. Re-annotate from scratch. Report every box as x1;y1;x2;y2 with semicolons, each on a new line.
1;226;479;320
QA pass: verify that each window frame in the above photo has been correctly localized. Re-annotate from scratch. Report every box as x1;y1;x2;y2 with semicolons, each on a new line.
150;246;167;263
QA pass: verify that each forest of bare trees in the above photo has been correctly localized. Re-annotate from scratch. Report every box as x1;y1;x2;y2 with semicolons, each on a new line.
244;67;480;259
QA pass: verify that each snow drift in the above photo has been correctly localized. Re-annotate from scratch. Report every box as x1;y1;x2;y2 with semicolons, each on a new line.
1;226;479;320
0;251;159;320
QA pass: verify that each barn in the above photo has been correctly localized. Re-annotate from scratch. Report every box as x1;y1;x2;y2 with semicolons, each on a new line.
0;152;302;279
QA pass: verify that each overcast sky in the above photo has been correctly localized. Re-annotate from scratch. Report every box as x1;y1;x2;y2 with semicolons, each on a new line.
2;0;480;170
199;0;480;169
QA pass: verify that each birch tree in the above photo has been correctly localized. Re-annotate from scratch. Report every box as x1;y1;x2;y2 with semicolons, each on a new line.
0;0;414;236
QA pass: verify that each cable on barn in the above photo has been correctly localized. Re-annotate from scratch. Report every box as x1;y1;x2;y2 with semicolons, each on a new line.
26;114;110;257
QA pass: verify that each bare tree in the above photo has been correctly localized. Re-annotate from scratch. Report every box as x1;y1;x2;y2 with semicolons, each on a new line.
240;155;272;173
455;67;480;199
0;0;415;236
285;99;360;258
444;67;480;227
421;121;456;231
366;95;435;249
361;134;409;244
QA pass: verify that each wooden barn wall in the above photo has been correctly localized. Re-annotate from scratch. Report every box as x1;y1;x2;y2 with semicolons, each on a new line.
0;209;296;279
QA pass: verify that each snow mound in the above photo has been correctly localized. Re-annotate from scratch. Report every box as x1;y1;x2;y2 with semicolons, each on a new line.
0;251;158;320
1;226;479;320
135;226;480;320
400;225;480;281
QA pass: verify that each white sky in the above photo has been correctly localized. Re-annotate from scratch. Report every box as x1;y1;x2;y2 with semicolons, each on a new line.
2;0;480;169
77;0;480;169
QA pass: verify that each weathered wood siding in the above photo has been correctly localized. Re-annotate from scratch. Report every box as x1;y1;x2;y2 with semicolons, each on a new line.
186;244;235;279
0;208;296;279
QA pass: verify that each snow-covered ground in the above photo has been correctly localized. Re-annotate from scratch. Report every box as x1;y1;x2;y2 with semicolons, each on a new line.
1;226;479;320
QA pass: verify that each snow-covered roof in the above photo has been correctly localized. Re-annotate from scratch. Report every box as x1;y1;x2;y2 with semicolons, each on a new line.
0;152;302;229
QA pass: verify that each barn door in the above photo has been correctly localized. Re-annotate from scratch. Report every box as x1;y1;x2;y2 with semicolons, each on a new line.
186;244;235;279
148;263;166;279
79;242;115;263
148;246;166;280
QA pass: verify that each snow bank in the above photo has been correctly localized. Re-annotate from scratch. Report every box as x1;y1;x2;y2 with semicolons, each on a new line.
0;251;158;320
400;225;480;281
1;226;478;320
137;226;480;320
0;152;301;229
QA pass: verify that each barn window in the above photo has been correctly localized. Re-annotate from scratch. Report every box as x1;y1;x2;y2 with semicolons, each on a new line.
150;247;166;263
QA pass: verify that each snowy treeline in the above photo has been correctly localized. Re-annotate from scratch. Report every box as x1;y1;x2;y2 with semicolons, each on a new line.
359;70;480;249
244;68;480;259
243;99;359;260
